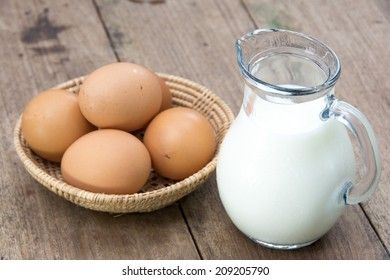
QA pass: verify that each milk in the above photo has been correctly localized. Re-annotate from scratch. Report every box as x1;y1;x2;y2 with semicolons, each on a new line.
216;86;356;245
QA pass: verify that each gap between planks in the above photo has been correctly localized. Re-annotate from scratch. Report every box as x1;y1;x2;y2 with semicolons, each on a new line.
92;0;121;61
360;206;390;256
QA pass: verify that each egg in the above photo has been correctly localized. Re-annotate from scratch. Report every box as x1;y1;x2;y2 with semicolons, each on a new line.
158;77;172;111
79;62;162;131
144;107;216;180
61;129;151;194
21;89;95;162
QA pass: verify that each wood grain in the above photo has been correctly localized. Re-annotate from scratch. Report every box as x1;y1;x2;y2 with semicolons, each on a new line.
243;0;390;253
0;0;198;259
95;0;389;259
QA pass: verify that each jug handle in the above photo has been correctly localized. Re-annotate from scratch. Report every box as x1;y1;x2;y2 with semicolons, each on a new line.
323;98;381;205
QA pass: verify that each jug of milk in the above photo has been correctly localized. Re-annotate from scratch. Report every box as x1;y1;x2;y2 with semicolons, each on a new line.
217;29;381;249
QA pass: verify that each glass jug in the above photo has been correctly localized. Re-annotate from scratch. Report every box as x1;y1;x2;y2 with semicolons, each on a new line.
216;29;381;249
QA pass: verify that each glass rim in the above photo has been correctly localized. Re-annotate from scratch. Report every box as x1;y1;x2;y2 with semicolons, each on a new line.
236;28;341;96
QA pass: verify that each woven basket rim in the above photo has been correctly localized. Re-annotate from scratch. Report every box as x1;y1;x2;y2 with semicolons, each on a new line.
14;73;234;212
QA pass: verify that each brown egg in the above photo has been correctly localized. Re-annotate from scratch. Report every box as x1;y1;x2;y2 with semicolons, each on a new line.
144;107;216;180
158;77;172;111
79;62;162;131
21;89;95;162
61;129;151;194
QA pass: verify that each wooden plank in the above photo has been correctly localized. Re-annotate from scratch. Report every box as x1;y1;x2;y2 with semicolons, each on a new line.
95;0;388;258
0;0;199;259
243;0;390;254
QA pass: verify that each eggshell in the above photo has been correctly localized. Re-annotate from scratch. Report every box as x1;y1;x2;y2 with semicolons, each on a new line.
21;89;95;162
61;129;151;194
79;62;162;131
144;107;216;180
158;77;172;111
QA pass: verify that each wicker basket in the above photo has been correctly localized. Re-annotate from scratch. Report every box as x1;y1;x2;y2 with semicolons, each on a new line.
14;73;234;213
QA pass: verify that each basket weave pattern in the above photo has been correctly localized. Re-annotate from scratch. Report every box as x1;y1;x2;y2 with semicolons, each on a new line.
14;74;234;213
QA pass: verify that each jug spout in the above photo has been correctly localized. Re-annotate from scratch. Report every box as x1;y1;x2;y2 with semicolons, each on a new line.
236;29;341;103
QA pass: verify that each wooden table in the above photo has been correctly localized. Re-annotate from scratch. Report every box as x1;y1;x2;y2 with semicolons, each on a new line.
0;0;389;259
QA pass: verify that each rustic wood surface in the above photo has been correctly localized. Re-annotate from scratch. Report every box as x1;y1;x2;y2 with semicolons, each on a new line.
0;0;388;259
